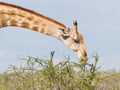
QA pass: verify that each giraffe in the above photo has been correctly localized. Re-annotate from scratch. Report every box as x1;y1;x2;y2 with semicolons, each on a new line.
0;2;88;61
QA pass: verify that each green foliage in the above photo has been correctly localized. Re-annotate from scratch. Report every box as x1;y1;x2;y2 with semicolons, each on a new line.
0;52;120;90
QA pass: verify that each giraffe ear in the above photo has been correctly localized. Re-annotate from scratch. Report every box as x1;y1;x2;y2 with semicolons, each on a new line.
73;20;78;32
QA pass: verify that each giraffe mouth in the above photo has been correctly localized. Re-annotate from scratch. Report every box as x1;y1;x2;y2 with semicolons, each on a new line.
80;52;88;61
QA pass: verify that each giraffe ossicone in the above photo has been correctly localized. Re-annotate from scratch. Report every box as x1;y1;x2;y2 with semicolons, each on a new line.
0;2;88;61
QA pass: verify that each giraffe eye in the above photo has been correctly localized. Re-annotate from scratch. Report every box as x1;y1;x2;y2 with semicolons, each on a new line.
73;38;79;43
59;28;67;34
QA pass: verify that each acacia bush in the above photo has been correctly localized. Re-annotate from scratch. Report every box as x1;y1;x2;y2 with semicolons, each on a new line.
0;52;120;90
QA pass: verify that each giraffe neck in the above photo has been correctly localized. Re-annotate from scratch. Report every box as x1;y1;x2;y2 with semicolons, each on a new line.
0;2;66;38
0;2;88;61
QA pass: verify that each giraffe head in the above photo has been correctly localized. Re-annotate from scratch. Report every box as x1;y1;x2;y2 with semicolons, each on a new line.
59;21;88;62
70;21;88;61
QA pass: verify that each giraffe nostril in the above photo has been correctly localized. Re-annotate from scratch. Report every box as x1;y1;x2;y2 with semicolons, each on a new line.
73;49;78;52
84;52;87;57
80;56;88;62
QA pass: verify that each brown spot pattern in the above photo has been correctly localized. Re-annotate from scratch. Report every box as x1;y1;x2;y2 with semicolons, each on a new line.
32;26;39;31
33;21;39;25
21;21;30;28
0;14;5;18
42;23;46;27
10;19;18;26
41;28;45;33
9;10;16;15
